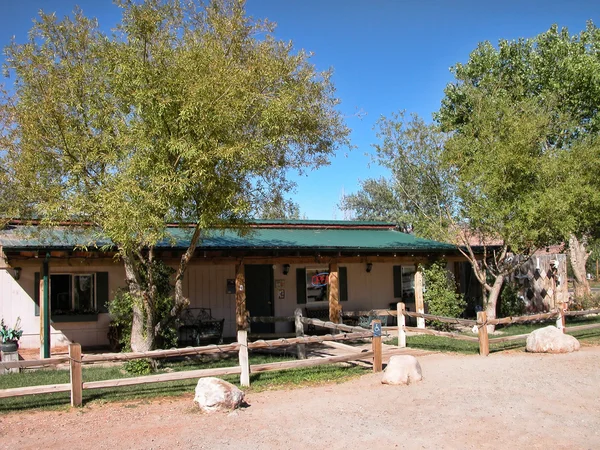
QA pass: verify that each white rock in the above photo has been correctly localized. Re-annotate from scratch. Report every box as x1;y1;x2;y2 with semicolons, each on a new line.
526;325;580;353
194;377;245;412
382;355;423;385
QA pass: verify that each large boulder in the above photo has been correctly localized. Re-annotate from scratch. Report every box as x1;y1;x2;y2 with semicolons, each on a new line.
382;355;423;385
526;326;580;353
194;377;245;413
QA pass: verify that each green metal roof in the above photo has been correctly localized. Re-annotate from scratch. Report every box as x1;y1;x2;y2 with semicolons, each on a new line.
0;224;457;253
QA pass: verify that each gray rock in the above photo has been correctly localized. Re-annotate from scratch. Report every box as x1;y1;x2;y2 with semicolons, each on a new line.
194;377;245;412
382;355;423;385
526;325;580;353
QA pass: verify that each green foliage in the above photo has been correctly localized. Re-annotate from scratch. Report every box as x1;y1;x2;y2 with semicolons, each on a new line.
108;260;178;350
421;262;466;330
499;283;526;318
1;0;349;350
0;317;23;343
123;359;153;376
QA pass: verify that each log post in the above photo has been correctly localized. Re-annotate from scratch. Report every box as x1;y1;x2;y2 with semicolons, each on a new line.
414;267;425;329
40;255;51;359
237;330;250;387
372;319;382;372
328;262;341;324
397;302;406;348
556;302;567;333
294;308;306;359
477;311;489;356
69;343;82;407
235;262;248;331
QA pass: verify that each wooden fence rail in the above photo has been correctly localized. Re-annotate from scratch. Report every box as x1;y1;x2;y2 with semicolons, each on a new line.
0;310;382;407
394;302;600;356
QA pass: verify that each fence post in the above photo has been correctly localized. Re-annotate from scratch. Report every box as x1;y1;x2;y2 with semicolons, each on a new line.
69;343;83;407
237;330;250;387
556;302;567;333
294;308;306;359
415;269;425;329
372;319;382;372
477;311;489;357
397;302;406;348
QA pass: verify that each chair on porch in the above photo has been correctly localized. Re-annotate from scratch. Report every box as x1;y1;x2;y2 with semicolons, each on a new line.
358;310;389;329
177;307;224;347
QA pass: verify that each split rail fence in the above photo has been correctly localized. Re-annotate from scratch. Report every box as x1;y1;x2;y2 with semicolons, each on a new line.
0;311;383;407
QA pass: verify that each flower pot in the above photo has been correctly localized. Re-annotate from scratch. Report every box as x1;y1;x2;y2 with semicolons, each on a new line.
1;341;18;353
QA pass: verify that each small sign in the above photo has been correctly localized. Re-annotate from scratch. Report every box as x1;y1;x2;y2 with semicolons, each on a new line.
311;273;329;287
278;289;285;299
275;279;285;289
373;322;382;337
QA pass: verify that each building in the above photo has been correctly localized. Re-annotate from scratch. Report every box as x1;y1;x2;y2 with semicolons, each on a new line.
0;220;462;352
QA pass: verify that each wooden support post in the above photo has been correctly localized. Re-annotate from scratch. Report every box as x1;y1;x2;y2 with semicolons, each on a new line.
69;343;82;407
40;256;51;359
294;308;306;359
397;302;406;348
414;267;425;329
372;319;382;372
237;330;250;387
328;262;341;324
235;262;248;331
477;311;489;356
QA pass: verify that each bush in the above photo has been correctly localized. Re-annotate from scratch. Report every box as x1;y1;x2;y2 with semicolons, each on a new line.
124;358;153;375
570;294;600;311
421;261;466;330
499;283;526;317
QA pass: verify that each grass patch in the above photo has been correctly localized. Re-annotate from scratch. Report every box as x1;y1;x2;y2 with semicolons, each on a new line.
0;351;368;413
386;315;600;355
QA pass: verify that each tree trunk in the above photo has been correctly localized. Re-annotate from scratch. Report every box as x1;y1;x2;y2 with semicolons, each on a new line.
484;274;504;334
123;251;155;352
568;234;591;298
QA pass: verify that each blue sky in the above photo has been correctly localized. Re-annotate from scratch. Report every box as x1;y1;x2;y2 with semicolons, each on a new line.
2;0;599;219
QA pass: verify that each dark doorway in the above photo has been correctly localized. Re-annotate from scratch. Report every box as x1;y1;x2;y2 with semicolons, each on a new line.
245;264;274;334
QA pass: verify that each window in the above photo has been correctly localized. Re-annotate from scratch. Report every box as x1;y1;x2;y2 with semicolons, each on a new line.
306;267;329;302
51;274;96;314
394;265;416;305
34;272;109;316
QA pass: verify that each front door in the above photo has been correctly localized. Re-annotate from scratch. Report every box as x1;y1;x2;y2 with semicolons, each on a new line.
245;264;274;334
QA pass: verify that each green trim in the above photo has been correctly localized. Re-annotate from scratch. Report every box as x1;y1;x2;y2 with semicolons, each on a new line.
42;257;50;358
393;265;402;299
34;272;40;316
96;272;109;313
296;268;307;304
339;266;348;302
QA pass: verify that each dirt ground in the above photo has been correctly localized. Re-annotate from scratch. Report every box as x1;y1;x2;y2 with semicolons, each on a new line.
1;347;600;450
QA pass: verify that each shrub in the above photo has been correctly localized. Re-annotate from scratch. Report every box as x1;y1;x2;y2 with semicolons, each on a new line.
499;283;526;317
570;294;600;311
421;261;466;330
124;358;153;375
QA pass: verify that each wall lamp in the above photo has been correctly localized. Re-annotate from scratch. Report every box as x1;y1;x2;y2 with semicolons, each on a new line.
366;263;373;273
283;264;290;275
12;267;22;280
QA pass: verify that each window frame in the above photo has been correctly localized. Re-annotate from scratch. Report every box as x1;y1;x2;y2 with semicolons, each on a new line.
50;273;97;314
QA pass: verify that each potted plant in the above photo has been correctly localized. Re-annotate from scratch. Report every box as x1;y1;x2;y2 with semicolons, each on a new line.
1;317;23;352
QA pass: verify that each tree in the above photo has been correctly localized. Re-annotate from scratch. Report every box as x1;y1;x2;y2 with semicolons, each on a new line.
256;192;301;220
0;0;349;351
342;101;562;330
437;22;600;297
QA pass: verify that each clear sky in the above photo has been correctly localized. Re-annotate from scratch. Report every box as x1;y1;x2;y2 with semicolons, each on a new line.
1;1;599;219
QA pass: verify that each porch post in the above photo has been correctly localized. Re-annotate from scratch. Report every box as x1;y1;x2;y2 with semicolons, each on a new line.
414;264;425;329
235;261;248;331
40;254;51;358
328;262;341;323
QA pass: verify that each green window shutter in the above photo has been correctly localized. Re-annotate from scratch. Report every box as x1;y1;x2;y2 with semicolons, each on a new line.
393;265;402;298
296;268;307;304
339;266;348;302
34;272;40;316
96;272;109;313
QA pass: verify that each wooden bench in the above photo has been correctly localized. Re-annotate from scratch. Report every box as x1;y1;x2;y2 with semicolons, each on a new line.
178;308;224;346
304;306;333;333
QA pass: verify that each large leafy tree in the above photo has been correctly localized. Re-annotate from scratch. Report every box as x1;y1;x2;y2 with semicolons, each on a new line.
438;22;600;297
0;0;349;351
343;101;562;329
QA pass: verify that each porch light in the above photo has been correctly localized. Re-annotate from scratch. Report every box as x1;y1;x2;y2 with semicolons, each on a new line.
283;264;290;275
12;267;21;280
366;263;373;273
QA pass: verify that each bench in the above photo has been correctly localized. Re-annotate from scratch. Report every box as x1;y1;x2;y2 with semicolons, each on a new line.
178;307;224;346
304;306;335;334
